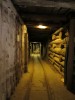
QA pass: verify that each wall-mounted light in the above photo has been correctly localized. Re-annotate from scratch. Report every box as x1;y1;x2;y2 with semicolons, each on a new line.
36;25;48;29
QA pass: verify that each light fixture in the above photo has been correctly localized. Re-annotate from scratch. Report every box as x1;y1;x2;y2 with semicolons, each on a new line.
36;25;48;29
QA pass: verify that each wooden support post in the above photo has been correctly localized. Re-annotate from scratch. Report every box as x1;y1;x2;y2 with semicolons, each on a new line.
67;19;75;90
24;33;28;72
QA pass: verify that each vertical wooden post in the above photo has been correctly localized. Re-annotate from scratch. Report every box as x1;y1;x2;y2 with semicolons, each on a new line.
24;33;28;72
67;19;75;90
32;43;33;53
22;25;28;73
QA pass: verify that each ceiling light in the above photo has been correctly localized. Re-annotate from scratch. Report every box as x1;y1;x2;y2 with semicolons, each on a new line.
37;25;48;29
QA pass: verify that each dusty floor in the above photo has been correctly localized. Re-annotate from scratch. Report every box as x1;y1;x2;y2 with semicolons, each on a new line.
11;54;75;100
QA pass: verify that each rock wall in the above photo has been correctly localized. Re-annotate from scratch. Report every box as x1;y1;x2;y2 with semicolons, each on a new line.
0;0;28;100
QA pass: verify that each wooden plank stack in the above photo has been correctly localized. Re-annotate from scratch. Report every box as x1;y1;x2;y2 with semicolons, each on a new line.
47;27;69;75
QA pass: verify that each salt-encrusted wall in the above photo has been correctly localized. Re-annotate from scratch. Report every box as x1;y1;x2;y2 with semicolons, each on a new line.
0;0;28;100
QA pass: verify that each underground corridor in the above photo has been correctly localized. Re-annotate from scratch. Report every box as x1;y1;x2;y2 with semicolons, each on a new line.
0;0;75;100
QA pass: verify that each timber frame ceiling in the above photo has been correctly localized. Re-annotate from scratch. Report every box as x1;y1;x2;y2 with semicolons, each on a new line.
11;0;75;42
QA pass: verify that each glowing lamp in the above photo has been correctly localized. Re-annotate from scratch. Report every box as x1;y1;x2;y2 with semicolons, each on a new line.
37;25;48;29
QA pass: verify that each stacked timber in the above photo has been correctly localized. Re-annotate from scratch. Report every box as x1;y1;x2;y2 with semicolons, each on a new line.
47;27;69;74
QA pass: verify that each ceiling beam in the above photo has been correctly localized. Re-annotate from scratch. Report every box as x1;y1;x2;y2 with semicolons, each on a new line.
12;0;75;10
21;14;67;21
